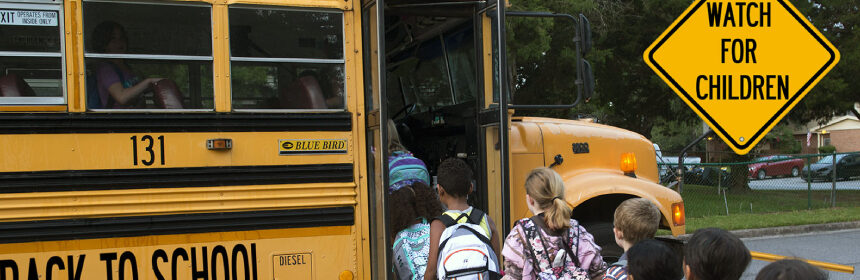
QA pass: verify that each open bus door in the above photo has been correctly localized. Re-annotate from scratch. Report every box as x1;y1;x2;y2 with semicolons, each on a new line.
479;0;513;242
361;0;389;279
362;0;511;278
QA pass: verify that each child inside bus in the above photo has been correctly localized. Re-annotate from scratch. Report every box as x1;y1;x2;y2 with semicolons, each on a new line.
626;239;683;280
390;181;444;280
91;21;163;109
387;119;430;191
684;228;751;280
501;168;607;280
755;259;827;280
603;198;662;280
424;158;500;280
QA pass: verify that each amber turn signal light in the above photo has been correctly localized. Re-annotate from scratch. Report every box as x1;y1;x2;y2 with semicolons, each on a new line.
672;202;685;226
621;152;638;173
207;138;232;150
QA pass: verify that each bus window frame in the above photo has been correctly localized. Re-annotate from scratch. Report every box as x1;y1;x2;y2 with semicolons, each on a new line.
0;1;66;105
227;4;347;113
82;0;215;112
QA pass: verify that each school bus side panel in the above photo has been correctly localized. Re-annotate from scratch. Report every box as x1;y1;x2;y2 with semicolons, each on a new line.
0;227;355;280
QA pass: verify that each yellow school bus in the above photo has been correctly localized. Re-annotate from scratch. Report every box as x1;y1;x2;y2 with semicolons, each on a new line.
0;0;683;279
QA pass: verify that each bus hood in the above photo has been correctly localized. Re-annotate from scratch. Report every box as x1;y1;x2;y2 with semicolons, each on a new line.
513;117;660;183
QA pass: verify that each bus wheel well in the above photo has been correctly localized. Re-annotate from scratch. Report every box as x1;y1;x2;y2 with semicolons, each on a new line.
571;194;638;263
571;194;638;224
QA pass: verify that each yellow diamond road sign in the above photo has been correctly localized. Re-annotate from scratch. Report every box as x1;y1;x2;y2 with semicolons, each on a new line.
644;0;839;155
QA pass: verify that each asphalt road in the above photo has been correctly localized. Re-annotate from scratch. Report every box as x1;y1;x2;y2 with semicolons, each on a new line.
741;229;860;280
748;176;860;190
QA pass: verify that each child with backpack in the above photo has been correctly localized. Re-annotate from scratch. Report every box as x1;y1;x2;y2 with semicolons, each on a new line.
424;158;501;280
602;198;662;280
501;168;607;280
391;181;445;280
684;228;751;280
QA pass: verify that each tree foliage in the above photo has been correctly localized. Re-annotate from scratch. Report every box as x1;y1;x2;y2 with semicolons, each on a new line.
506;0;859;139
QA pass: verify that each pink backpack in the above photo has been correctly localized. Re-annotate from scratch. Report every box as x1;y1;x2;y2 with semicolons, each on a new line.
516;217;590;280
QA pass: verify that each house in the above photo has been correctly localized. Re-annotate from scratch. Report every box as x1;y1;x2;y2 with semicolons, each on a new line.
793;103;860;154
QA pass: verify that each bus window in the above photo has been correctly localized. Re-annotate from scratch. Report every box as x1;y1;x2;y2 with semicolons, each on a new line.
229;8;345;110
445;28;477;105
83;1;213;110
0;3;64;104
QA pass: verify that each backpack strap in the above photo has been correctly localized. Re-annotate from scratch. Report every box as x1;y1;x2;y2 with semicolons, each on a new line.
435;221;494;261
467;208;485;225
436;214;457;228
560;225;582;267
515;220;543;271
527;217;555;264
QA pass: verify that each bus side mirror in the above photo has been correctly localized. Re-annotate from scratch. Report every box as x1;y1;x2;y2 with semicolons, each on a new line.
582;59;594;100
579;14;591;54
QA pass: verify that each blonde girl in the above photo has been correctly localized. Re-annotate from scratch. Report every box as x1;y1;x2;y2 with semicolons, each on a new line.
500;168;607;280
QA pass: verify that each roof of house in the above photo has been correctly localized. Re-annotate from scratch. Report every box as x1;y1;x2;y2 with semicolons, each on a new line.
814;115;860;132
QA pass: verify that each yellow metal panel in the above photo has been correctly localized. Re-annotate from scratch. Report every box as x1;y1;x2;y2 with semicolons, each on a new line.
0;182;356;222
225;0;352;10
481;14;494;109
508;122;546;226
509;121;542;154
343;10;356;115
0;131;353;172
213;3;230;112
0;226;356;279
344;2;369;278
65;0;85;112
508;153;545;224
529;117;660;184
0;106;66;112
485;127;503;250
562;172;685;236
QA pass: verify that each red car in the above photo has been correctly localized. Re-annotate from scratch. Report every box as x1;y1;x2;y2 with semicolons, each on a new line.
748;155;805;180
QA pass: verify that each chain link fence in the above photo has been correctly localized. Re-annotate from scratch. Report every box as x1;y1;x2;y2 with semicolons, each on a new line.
657;151;860;218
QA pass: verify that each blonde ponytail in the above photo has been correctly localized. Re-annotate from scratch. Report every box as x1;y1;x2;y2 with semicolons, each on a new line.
524;168;572;230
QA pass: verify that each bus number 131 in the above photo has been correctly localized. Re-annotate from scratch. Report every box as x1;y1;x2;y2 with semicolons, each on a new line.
130;135;165;166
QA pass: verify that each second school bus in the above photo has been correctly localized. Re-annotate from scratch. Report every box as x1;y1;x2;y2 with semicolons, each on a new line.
0;0;683;278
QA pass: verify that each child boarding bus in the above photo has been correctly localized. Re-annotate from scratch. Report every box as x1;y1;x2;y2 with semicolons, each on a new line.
0;0;684;278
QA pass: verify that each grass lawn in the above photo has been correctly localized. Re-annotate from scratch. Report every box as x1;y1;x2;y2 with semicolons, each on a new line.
662;185;860;234
680;207;860;233
681;184;860;218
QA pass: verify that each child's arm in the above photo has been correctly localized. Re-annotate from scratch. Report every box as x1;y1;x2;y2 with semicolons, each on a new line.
501;222;526;279
424;219;446;280
486;215;501;257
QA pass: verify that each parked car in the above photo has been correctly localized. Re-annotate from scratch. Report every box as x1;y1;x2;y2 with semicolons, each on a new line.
802;153;860;182
686;165;730;187
653;143;701;184
748;155;805;180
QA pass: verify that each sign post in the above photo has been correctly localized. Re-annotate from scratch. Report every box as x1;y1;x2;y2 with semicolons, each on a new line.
644;0;839;155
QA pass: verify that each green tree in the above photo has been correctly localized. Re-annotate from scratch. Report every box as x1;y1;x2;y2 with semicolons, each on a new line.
506;0;860;190
788;0;860;123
